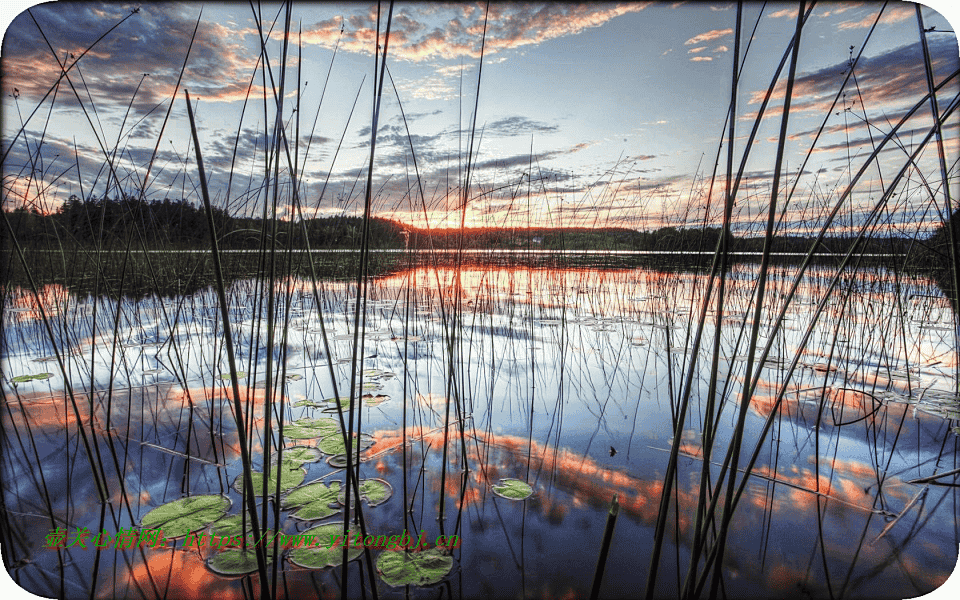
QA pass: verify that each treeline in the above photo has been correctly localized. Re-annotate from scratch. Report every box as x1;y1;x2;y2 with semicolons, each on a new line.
1;195;945;259
405;224;917;255
4;195;406;250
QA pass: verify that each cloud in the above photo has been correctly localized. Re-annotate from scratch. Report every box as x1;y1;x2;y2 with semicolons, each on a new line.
688;46;707;54
300;3;653;63
743;36;960;118
2;3;257;113
690;56;713;62
769;8;799;19
837;4;914;31
684;28;733;45
713;45;729;53
484;116;559;136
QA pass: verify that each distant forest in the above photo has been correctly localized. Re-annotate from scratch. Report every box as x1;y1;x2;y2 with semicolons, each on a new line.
2;194;954;263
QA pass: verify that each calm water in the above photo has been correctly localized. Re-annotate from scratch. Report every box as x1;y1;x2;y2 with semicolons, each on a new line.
2;260;958;599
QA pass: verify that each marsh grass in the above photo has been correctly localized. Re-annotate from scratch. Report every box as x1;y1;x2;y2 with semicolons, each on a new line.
2;2;959;600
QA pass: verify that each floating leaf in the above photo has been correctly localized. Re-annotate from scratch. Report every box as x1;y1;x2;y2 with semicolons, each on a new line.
233;462;304;496
287;522;362;569
284;417;340;440
338;478;392;507
491;478;533;501
327;454;349;468
377;548;453;587
282;480;342;521
210;514;276;541
286;373;303;381
292;398;325;408
317;433;373;456
139;495;231;539
219;371;246;380
281;446;323;465
11;372;53;383
363;394;390;407
207;548;270;576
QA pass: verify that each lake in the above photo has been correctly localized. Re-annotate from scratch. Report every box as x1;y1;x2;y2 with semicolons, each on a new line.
2;256;957;599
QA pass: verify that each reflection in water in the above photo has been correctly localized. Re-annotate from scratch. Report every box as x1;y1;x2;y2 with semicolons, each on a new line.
2;262;958;598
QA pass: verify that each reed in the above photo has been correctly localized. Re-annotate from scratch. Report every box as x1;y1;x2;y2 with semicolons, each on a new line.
2;3;958;600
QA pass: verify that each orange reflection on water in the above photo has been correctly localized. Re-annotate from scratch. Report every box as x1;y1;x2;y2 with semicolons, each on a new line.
5;284;72;322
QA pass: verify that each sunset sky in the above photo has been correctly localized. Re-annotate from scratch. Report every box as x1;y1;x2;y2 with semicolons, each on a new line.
2;1;958;234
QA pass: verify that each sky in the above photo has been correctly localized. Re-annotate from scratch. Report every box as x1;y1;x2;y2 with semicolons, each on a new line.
2;1;959;236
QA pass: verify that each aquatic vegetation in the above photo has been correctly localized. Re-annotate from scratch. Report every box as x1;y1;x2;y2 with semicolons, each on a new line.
281;480;342;521
376;548;454;587
286;522;363;569
139;495;231;539
490;478;534;501
283;417;340;439
207;548;269;576
9;372;53;384
2;2;958;599
232;462;305;496
337;478;392;507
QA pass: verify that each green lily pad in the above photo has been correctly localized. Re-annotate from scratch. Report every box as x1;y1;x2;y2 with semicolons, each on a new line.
317;433;373;456
322;396;357;413
139;495;231;539
209;514;276;541
491;478;533;501
282;480;342;521
284;417;340;439
233;462;305;496
287;522;362;569
376;548;453;587
292;398;325;408
286;373;303;381
363;394;390;407
337;478;393;507
327;454;349;468
219;371;247;380
281;446;323;465
10;372;54;383
206;548;270;576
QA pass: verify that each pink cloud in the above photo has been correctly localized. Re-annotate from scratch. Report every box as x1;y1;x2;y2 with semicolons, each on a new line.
684;28;733;45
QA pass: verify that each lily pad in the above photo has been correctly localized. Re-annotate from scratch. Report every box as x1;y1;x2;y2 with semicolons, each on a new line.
233;462;305;496
377;548;453;587
287;522;363;569
207;548;270;576
282;480;342;521
338;478;393;507
139;495;231;539
218;371;247;380
491;478;533;501
363;394;390;407
324;396;354;408
317;433;373;456
327;454;349;468
286;373;304;381
292;398;325;408
280;446;323;465
284;417;340;440
209;514;276;541
10;372;53;383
